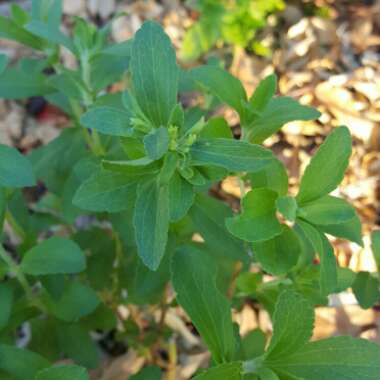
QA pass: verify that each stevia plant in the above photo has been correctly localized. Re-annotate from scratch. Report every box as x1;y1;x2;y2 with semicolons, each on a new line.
1;1;380;379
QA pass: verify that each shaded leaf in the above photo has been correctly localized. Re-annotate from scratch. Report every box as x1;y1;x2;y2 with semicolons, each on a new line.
172;245;236;363
20;237;86;276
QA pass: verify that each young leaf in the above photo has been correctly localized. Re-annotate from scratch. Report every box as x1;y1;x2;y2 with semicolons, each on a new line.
35;365;89;380
252;226;301;276
371;230;380;272
0;144;35;188
169;171;195;221
297;126;352;204
247;97;320;143
249;157;288;196
267;336;380;380
248;73;277;113
143;127;170;160
297;220;337;295
0;344;49;380
80;106;133;137
190;138;274;172
265;291;314;360
298;196;356;226
131;21;178;127
0;284;13;330
193;362;243;380
226;188;282;242
352;271;380;309
73;170;139;213
133;179;170;270
20;237;86;275
172;245;237;363
191;65;247;118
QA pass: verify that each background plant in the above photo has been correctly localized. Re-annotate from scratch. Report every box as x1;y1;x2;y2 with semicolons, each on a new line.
180;0;285;62
0;1;380;379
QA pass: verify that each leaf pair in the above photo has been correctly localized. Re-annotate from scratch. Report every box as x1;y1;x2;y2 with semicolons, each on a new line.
192;291;380;380
190;67;320;143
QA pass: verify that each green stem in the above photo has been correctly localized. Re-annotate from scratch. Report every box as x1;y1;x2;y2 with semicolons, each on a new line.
5;210;26;241
0;244;33;299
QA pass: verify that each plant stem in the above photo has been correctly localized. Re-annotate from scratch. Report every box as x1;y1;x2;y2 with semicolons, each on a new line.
0;244;33;299
166;339;177;380
5;210;26;241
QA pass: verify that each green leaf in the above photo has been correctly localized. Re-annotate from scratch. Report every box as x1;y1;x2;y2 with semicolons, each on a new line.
129;366;162;380
0;284;13;330
35;365;89;380
169;171;195;221
265;291;314;360
0;16;44;50
73;169;138;213
252;226;301;275
226;188;282;242
26;20;74;51
318;213;362;246
80;106;133;137
0;144;35;187
249;157;288;196
0;345;49;380
191;65;247;118
200;117;233;139
190;138;274;172
143;127;170;160
49;281;99;322
133;179;170;270
31;128;87;193
298;196;356;226
189;194;245;261
131;21;178;127
239;329;266;360
257;368;279;380
248;74;277;113
297;127;352;204
247;97;320;144
267;336;380;380
297;220;337;295
57;324;99;368
193;362;243;380
172;245;236;363
49;70;86;101
20;237;85;275
32;0;62;26
276;196;297;222
352;271;380;309
371;230;380;272
0;54;8;74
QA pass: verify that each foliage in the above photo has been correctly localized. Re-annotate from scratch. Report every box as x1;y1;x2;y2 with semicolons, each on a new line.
0;1;379;379
180;0;285;62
